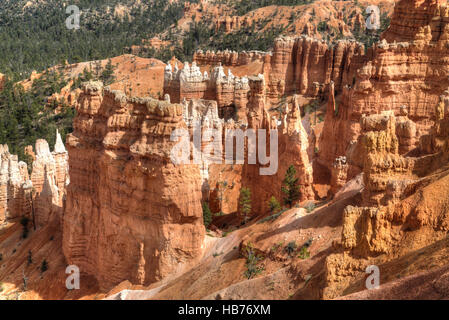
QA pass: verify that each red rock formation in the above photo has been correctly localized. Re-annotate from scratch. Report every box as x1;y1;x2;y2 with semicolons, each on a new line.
319;0;449;174
31;131;68;229
0;145;32;223
266;36;365;100
0;130;67;227
242;93;314;214
63;81;205;289
193;49;266;67
382;0;442;43
215;15;252;33
330;156;348;196
358;111;415;206
324;101;449;298
164;61;251;119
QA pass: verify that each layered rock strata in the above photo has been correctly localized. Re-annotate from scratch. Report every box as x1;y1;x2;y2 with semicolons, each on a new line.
63;81;205;289
319;0;449;172
164;62;251;119
242;94;314;214
0;145;31;223
266;36;366;100
31;133;69;228
324;103;449;298
193;49;267;67
0;130;67;227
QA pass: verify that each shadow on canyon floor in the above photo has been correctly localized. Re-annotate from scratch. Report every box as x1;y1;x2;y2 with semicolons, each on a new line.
0;220;103;300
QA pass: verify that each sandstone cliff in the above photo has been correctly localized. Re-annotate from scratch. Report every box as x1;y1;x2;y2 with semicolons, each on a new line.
63;81;205;289
266;36;366;100
193;50;267;67
0;145;31;224
0;130;68;228
31;132;69;229
323;101;449;298
319;0;449;175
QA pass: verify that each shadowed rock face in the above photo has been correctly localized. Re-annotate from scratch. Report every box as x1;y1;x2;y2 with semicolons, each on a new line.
63;81;205;290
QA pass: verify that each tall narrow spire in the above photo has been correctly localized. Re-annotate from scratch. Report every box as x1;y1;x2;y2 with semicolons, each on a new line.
54;129;66;154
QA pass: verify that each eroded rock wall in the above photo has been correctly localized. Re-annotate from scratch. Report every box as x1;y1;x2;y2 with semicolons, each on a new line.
194;50;266;67
324;102;449;298
31;133;68;229
63;82;205;289
0;130;67;228
266;36;365;100
0;145;31;223
164;61;251;120
319;0;449;171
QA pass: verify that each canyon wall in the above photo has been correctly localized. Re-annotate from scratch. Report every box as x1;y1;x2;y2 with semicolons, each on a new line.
164;53;318;214
319;0;449;172
266;36;366;100
193;50;267;67
171;35;367;111
63;82;205;289
0;145;31;223
164;61;252;120
31;133;69;228
0;132;67;228
324;99;449;298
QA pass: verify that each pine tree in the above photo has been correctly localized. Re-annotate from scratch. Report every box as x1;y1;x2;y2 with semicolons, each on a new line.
202;202;212;229
268;196;281;214
100;59;116;85
282;165;301;207
239;187;252;224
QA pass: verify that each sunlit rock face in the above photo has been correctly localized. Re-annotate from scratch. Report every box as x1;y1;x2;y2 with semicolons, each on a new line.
319;0;449;172
63;81;205;290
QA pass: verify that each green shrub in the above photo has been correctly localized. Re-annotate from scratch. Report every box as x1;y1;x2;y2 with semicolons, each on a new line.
298;246;311;260
259;208;287;224
285;241;297;256
317;21;328;32
222;227;236;237
244;244;264;279
27;250;32;266
305;202;316;213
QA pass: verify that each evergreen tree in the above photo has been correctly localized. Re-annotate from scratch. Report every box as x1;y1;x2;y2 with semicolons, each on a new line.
239;187;252;224
202;202;212;229
100;59;116;85
268;196;281;214
282;165;301;207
